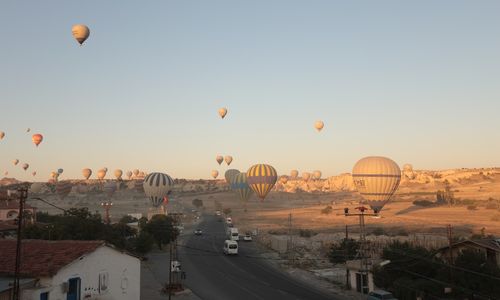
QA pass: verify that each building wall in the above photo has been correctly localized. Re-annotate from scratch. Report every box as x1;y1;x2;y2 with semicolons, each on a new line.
24;246;140;300
0;208;35;222
440;243;500;268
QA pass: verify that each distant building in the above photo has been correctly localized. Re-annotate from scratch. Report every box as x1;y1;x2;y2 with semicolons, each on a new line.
436;238;500;268
0;240;140;300
346;259;377;294
0;200;36;223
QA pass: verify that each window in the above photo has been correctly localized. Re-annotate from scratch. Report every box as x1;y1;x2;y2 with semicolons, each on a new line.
67;278;81;300
40;292;49;300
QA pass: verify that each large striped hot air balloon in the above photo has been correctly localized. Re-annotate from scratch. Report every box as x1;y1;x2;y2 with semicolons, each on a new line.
56;181;73;200
230;173;253;203
224;169;240;184
143;172;174;208
246;164;277;200
352;156;401;214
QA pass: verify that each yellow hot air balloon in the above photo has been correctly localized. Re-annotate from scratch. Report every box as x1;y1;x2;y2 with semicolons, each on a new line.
314;121;324;132
224;155;233;166
246;164;278;200
97;169;107;180
72;24;90;45
352;156;401;213
13;159;19;166
114;169;123;180
211;170;219;179
0;131;4;140
216;155;224;165
218;107;227;119
279;175;289;184
290;170;299;179
82;168;92;180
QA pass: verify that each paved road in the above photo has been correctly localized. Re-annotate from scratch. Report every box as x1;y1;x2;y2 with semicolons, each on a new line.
178;215;343;300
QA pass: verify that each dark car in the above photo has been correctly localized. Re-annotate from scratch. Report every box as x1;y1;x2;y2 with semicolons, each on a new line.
194;229;203;235
367;290;397;300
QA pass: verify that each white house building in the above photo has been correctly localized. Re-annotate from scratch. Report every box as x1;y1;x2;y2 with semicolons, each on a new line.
0;240;140;300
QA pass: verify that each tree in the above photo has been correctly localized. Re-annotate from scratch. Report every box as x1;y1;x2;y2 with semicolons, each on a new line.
143;215;178;250
328;238;360;264
133;231;154;256
192;198;203;209
119;215;138;224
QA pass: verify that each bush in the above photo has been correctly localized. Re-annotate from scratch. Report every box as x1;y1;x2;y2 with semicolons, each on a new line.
299;229;316;237
467;205;477;211
413;200;435;207
321;205;333;214
372;227;385;236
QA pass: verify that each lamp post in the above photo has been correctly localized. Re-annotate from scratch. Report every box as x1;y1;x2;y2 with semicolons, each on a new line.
8;187;28;300
101;202;113;224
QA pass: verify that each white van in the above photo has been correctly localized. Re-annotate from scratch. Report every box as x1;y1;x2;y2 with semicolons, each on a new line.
226;217;232;224
228;228;239;241
223;240;238;255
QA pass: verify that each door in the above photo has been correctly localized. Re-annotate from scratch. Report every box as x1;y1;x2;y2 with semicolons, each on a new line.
67;278;81;300
355;273;369;294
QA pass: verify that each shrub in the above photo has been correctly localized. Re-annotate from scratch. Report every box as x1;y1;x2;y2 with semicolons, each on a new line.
467;205;477;211
372;227;385;236
413;200;434;207
321;205;333;214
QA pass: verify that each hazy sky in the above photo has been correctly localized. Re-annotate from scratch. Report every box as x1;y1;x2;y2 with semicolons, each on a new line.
1;1;499;180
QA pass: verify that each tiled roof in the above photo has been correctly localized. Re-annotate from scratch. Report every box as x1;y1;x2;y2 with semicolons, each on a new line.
0;240;104;277
438;238;500;253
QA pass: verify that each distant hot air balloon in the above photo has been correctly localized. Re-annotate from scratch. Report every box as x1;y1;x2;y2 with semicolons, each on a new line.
103;181;117;198
216;155;224;165
97;169;107;180
26;128;30;133
133;169;140;177
4;171;8;176
279;175;289;184
230;173;253;203
32;134;43;147
143;172;174;208
218;108;227;119
211;170;219;179
57;168;64;174
32;171;37;177
13;159;19;166
352;156;401;214
103;167;108;172
126;171;133;180
56;181;73;200
22;163;29;171
82;168;92;180
290;170;299;179
302;172;311;181
313;170;322;180
72;24;90;45
30;182;43;194
314;121;324;132
225;156;233;166
114;169;123;180
0;131;4;140
50;171;58;180
246;164;278;200
403;164;413;172
224;169;240;184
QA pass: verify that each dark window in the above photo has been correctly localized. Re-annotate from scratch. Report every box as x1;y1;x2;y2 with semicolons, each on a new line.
67;278;81;300
40;292;49;300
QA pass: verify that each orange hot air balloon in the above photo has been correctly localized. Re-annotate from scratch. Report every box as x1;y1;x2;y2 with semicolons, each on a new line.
32;134;43;147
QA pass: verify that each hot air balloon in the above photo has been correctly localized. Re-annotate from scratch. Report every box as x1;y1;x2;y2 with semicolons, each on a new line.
103;167;108;172
211;170;219;179
32;171;37;177
302;172;311;181
82;168;92;180
26;128;30;133
126;171;133;180
22;163;29;171
72;24;90;45
143;172;174;208
216;155;224;165
224;169;240;184
0;131;4;140
97;169;107;180
246;164;278;200
230;173;253;203
279;175;289;184
114;169;123;180
352;156;401;214
224;156;233;166
56;181;72;200
218;107;227;119
30;182;43;194
313;170;322;180
133;169;140;177
32;134;43;147
13;159;19;166
403;164;413;172
314;121;324;132
290;170;299;179
103;181;117;198
50;171;59;180
3;171;8;176
57;168;64;174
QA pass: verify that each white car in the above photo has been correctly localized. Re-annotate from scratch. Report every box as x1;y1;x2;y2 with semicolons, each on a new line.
243;233;252;241
223;240;238;255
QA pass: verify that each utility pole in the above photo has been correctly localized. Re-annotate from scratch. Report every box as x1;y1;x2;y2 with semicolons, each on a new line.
345;224;350;289
100;202;113;224
168;242;173;300
287;213;293;264
446;224;453;294
10;187;28;300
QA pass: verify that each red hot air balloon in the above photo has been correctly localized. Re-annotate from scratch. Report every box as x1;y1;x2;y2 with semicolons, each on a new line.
32;134;43;147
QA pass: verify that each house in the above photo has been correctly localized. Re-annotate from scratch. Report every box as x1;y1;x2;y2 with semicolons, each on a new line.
346;259;376;294
0;240;140;300
436;238;500;268
0;200;36;223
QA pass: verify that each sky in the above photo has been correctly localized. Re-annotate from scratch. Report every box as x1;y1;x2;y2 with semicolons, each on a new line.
1;1;499;180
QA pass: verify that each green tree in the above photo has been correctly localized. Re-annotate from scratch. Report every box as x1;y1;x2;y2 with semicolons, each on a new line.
119;215;138;224
143;215;178;250
328;238;360;264
133;231;154;256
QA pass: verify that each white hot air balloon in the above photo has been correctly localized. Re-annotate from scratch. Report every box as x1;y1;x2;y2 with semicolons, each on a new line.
211;170;219;179
72;24;90;45
143;172;175;208
352;156;402;213
314;121;324;132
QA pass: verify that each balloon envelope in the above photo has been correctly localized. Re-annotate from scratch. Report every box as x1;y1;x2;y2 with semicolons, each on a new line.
114;169;123;180
230;173;253;203
97;169;106;180
126;171;133;180
352;156;401;213
224;156;233;166
32;134;43;147
13;159;19;166
290;170;299;178
0;131;4;140
302;172;311;181
216;155;224;165
218;108;227;119
313;170;322;180
133;169;140;176
246;164;277;200
72;24;90;45
211;170;219;179
22;163;29;171
224;169;240;184
82;168;92;180
143;172;174;208
57;168;64;174
315;121;324;132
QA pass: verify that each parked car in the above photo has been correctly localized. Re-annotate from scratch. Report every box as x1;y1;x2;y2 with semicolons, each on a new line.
367;290;397;300
243;233;252;241
194;229;203;235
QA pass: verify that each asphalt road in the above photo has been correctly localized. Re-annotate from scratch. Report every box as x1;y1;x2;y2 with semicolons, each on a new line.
178;214;343;300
